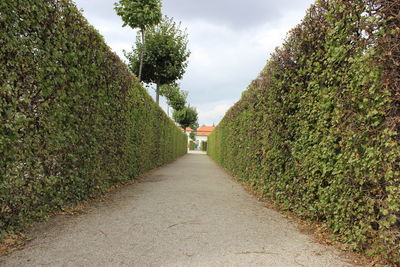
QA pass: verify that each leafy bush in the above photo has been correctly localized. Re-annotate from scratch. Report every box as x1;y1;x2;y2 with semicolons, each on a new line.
0;0;187;239
189;141;196;151
208;0;399;262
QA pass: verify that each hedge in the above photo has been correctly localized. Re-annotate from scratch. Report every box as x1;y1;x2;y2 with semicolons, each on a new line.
189;141;196;151
200;141;207;152
208;0;399;262
0;0;187;238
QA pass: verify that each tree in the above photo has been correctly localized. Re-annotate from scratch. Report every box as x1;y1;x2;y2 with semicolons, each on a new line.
125;16;190;104
173;106;198;131
189;131;196;141
114;0;162;81
159;84;187;111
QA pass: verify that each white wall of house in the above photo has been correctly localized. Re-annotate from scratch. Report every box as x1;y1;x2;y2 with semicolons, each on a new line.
195;135;208;149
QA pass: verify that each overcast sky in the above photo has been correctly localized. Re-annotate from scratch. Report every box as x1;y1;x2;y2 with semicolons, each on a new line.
74;0;314;126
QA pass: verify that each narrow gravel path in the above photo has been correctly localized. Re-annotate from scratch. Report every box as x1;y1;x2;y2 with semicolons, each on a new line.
1;152;354;267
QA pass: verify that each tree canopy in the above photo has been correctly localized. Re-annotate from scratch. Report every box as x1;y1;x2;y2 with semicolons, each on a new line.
115;0;162;81
125;16;190;86
160;84;187;111
114;0;162;31
173;106;198;130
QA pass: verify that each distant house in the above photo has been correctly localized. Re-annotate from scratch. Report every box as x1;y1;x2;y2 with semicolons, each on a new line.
194;126;215;148
183;127;194;133
182;127;194;138
182;126;215;149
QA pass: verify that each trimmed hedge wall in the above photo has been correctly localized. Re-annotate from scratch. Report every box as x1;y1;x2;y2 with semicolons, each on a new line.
208;0;399;262
189;141;195;151
200;141;207;152
0;0;187;238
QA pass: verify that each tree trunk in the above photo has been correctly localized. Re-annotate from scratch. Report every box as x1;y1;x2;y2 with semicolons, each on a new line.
156;83;160;104
138;29;145;81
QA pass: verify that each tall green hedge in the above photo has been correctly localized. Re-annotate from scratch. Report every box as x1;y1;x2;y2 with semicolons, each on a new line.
200;141;207;152
189;141;195;151
0;0;187;238
209;0;399;262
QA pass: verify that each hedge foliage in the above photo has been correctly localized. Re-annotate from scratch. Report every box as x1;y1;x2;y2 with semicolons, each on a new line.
0;0;187;238
200;141;207;152
208;0;399;262
189;141;195;151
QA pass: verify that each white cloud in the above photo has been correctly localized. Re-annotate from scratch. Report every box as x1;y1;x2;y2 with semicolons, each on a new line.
196;100;236;126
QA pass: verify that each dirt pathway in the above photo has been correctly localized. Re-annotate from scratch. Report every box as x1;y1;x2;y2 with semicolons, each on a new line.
1;152;355;266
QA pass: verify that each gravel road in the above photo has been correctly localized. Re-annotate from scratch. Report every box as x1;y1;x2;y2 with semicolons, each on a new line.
1;152;355;267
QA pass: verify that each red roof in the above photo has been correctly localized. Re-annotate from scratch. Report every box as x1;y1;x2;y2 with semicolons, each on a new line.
196;126;215;136
182;127;194;132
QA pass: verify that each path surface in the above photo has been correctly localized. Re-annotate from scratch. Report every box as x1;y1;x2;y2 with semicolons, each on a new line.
1;152;354;267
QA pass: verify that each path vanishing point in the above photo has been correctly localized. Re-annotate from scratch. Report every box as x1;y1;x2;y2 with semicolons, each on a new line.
1;152;356;267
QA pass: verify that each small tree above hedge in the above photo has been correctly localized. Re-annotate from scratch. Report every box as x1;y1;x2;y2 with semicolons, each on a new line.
173;106;198;131
125;16;190;103
115;0;162;81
